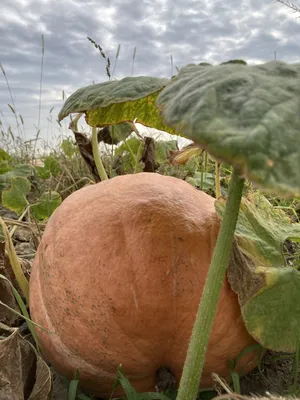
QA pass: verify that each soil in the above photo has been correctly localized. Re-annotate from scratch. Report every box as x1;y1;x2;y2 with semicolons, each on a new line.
0;204;298;400
239;350;296;397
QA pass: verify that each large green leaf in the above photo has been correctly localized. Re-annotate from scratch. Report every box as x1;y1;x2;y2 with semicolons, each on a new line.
215;192;300;351
58;77;177;134
2;176;31;214
156;60;300;196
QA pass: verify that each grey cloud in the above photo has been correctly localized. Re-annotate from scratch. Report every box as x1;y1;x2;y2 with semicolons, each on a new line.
1;0;300;144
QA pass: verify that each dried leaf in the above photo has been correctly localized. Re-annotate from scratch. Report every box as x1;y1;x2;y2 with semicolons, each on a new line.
0;243;20;326
140;137;159;172
0;322;52;399
69;123;100;182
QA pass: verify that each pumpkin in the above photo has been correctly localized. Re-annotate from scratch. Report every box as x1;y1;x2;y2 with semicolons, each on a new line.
29;172;258;398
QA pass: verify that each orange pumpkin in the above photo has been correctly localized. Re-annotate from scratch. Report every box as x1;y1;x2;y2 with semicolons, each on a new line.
29;172;257;398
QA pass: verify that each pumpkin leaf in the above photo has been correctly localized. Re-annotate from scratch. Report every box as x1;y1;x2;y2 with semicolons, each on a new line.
61;138;76;159
2;176;30;214
35;156;61;179
155;140;178;164
58;77;177;135
215;192;300;352
108;123;133;145
241;266;300;353
0;163;32;182
216;192;300;268
0;148;12;161
0;163;32;190
156;60;300;196
0;160;12;175
187;172;215;190
115;137;142;157
31;191;62;221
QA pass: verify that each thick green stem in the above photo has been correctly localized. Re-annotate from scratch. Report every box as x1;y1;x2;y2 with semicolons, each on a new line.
176;168;245;400
92;126;108;181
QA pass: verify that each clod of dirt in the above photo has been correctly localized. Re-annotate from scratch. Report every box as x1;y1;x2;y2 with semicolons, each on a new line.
0;205;18;220
15;242;35;259
14;227;32;243
50;367;69;400
155;367;177;392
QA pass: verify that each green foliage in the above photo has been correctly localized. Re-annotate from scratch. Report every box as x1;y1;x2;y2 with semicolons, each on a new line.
186;172;215;191
115;137;142;157
61;138;76;159
31;191;62;221
155;140;178;163
216;191;300;352
242;266;300;352
2;176;31;214
109;123;134;144
35;156;61;179
0;148;12;161
156;60;300;196
217;192;300;268
114;138;178;174
57;76;177;135
0;160;12;175
0;163;33;187
58;76;168;121
111;366;171;400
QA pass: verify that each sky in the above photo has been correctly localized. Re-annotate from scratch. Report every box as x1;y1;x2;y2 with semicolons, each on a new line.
0;0;300;148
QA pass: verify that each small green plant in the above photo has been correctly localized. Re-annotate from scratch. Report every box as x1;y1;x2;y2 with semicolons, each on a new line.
0;149;63;221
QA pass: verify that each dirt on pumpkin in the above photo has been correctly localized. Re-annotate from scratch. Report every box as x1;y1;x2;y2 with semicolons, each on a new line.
0;204;298;400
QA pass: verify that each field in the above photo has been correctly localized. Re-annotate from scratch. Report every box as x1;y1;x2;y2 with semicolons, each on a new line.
1;123;300;399
2;36;300;400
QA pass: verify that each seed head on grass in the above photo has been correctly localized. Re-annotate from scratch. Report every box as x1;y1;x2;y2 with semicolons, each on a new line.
87;36;111;79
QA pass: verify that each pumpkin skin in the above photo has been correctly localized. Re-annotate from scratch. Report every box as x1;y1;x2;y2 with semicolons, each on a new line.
29;172;257;398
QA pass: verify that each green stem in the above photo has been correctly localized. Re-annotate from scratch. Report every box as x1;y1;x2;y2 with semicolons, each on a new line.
134;141;144;173
176;168;245;400
92;126;108;181
215;161;221;198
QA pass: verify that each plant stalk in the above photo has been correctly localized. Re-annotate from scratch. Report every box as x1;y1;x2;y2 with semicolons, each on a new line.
215;161;221;198
176;167;245;400
92;126;108;181
0;217;29;304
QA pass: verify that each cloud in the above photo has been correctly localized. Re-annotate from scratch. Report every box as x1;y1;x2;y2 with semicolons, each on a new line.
0;0;300;147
